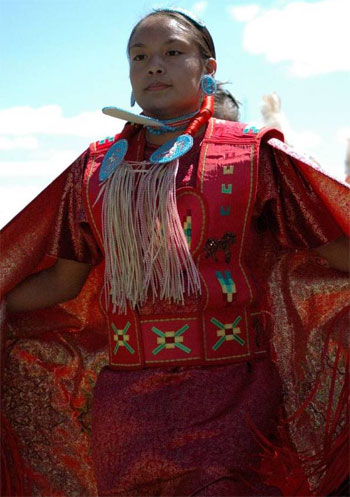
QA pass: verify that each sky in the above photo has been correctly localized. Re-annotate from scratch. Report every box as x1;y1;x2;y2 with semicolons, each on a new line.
1;0;349;228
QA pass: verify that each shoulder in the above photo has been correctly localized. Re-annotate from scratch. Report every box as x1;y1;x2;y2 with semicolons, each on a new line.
89;134;120;154
209;118;284;143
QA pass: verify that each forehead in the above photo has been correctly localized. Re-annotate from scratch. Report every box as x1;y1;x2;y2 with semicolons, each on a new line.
130;16;195;47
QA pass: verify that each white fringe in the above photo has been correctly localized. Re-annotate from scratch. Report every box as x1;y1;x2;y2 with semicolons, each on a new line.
101;160;201;313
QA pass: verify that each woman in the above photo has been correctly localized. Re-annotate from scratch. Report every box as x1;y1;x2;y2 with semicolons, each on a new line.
2;8;349;497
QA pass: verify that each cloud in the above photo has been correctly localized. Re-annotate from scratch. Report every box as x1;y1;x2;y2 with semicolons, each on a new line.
0;148;84;228
259;92;348;180
0;106;123;227
260;91;321;154
336;127;350;144
0;185;45;229
0;136;39;150
0;105;124;139
0;149;81;178
192;1;208;14
287;130;321;152
228;4;260;22
229;0;350;77
336;128;350;177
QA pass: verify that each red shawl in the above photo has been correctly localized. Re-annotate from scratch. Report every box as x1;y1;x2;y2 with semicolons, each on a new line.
1;138;349;496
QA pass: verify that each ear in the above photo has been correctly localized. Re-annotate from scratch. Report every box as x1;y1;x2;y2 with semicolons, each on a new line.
205;57;217;76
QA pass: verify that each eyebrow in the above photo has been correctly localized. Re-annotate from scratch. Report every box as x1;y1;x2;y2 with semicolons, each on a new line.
129;38;188;50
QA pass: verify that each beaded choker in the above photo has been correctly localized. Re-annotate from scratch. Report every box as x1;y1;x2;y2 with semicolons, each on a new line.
146;108;200;135
99;96;214;181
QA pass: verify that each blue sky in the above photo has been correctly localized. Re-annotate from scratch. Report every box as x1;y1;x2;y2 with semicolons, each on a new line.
1;0;349;227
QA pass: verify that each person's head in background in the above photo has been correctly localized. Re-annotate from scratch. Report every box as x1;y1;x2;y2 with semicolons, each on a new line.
213;87;240;122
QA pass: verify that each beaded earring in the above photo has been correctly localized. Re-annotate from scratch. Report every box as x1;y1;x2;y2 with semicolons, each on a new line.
201;74;217;96
130;91;136;107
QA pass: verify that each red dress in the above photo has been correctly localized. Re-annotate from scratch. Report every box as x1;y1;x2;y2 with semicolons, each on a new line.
90;136;283;496
1;129;348;497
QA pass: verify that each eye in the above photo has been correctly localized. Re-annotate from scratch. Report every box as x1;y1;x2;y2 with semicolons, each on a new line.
167;50;182;56
132;54;146;61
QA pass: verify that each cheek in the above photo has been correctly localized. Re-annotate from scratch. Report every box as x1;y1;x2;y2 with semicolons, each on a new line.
129;70;139;91
182;58;204;83
129;62;142;81
129;65;136;78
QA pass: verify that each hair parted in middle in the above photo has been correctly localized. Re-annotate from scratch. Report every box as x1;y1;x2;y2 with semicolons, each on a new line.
127;8;216;61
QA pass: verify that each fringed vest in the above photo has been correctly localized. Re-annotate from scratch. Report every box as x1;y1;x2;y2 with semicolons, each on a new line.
83;119;282;370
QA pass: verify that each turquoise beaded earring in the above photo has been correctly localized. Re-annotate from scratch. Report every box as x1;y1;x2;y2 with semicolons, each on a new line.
201;74;217;96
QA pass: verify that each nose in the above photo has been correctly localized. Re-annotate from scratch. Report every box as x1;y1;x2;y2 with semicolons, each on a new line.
147;55;165;75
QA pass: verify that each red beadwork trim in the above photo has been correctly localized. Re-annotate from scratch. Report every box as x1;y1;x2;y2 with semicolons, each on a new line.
186;96;214;137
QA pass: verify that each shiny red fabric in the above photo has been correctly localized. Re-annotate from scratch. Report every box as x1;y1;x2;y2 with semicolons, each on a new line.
0;131;349;496
91;361;283;496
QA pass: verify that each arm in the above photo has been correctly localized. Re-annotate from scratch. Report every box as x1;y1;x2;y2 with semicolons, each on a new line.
6;258;91;313
314;235;349;273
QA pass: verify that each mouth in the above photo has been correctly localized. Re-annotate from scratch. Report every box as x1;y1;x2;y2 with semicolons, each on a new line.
145;83;171;92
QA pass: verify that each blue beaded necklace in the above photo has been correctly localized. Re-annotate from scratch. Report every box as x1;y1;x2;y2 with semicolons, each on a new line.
99;99;213;181
146;108;200;135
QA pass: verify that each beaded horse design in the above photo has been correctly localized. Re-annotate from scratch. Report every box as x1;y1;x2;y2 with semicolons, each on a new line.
204;232;236;263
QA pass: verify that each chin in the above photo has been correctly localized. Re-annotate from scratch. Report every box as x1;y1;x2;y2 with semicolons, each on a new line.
143;105;177;120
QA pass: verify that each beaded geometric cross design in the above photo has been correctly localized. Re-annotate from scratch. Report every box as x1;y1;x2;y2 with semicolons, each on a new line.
151;325;191;355
112;322;135;355
211;316;244;350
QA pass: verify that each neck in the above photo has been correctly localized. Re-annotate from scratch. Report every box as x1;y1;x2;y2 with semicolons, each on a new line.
144;108;200;142
144;103;200;121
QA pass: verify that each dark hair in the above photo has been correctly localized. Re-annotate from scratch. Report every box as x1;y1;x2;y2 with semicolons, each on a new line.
127;9;216;61
213;86;240;122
